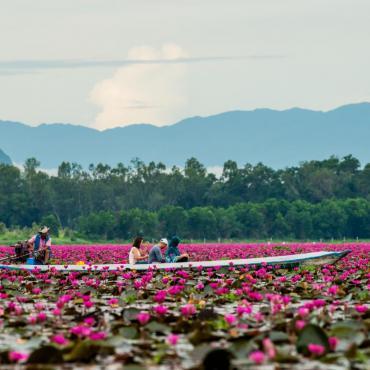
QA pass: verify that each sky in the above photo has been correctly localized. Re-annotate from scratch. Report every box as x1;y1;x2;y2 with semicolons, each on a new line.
0;0;369;130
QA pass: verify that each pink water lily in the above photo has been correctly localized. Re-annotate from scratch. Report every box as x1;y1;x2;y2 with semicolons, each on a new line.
89;331;107;341
137;311;150;325
180;304;196;317
154;305;168;316
329;336;339;351
249;350;265;364
295;320;306;330
8;351;29;363
167;333;180;345
308;343;325;356
355;304;368;313
263;338;276;359
224;313;237;325
51;334;69;346
0;242;367;367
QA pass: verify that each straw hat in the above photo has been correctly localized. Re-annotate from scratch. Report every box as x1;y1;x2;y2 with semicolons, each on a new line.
39;226;50;234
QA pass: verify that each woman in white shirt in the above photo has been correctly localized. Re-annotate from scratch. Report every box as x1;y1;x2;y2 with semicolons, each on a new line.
128;237;148;265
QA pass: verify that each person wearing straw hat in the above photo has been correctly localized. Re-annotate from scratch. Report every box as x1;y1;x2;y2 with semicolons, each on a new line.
27;226;52;264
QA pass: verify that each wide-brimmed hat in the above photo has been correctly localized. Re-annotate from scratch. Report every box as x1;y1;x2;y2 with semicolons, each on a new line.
159;238;168;245
39;226;50;234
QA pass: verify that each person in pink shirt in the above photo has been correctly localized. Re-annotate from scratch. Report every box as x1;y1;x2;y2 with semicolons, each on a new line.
28;226;52;264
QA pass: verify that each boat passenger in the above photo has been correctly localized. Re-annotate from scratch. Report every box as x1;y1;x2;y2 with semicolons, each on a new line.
165;236;189;263
27;226;52;265
128;236;148;264
148;238;168;263
13;240;28;263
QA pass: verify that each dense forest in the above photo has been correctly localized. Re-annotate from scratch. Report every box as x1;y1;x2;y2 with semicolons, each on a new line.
1;155;370;240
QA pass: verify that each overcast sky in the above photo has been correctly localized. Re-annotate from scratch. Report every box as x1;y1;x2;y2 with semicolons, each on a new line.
0;0;369;129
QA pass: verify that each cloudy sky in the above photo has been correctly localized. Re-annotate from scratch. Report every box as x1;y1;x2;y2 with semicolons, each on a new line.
0;0;369;129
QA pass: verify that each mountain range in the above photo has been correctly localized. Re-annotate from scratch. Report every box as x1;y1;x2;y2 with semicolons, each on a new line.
1;103;370;170
0;149;12;165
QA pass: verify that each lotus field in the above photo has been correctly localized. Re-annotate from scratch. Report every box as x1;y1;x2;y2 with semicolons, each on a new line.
0;243;369;369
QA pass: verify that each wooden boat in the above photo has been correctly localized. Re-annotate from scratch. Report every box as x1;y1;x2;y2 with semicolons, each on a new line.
0;250;351;272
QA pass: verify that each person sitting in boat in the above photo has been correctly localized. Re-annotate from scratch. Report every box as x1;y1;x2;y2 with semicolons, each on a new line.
148;238;168;263
165;236;189;263
14;240;29;263
9;241;27;263
27;226;52;265
128;236;149;264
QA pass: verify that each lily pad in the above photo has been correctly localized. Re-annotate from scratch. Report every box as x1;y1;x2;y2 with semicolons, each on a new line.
296;324;330;355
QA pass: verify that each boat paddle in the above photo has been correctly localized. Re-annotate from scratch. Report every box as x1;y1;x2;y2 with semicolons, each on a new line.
0;250;41;263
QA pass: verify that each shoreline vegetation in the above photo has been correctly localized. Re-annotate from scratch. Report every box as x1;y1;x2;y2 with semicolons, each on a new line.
2;155;370;242
0;226;368;246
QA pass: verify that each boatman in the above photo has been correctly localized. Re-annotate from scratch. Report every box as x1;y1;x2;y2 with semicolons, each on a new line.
28;226;52;264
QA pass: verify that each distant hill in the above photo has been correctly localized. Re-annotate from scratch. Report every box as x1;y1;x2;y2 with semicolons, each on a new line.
1;103;370;169
0;149;12;165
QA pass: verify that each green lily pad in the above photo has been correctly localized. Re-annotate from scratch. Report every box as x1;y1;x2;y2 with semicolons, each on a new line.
296;324;330;356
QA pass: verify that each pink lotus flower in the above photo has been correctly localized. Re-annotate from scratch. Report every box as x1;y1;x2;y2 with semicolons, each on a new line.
51;334;69;346
297;307;310;318
84;317;95;326
355;304;368;313
89;331;107;341
108;298;119;306
154;305;168;316
153;290;167;303
83;300;94;308
28;315;37;325
224;314;237;325
308;343;325;356
137;311;150;325
254;312;264;322
313;299;326;308
295;320;306;330
37;312;47;322
167;333;180;346
196;282;204;290
249;350;265;364
263;338;276;359
329;336;338;351
180;304;196;317
8;351;29;363
34;302;44;311
52;308;62;316
237;305;252;316
70;325;91;337
328;285;339;295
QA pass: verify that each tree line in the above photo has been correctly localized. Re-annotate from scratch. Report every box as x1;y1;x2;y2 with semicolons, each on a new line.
1;155;370;240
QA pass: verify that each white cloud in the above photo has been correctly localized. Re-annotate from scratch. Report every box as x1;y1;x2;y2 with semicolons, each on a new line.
90;44;189;129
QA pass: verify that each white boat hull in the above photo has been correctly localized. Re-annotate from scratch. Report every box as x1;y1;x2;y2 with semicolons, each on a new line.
0;250;350;272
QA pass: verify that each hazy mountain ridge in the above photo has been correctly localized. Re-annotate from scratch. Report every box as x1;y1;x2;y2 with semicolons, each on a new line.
1;103;370;169
0;149;12;165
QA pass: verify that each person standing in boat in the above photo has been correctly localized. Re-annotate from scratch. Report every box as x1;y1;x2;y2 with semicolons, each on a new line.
148;238;168;263
165;236;189;263
128;236;149;264
27;226;52;264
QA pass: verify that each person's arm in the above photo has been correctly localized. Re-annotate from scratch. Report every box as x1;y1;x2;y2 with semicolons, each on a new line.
136;249;148;261
44;248;50;264
27;236;36;252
